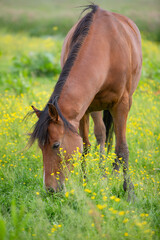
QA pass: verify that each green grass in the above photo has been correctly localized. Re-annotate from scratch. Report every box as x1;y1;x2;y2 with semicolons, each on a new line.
0;33;160;239
0;0;160;41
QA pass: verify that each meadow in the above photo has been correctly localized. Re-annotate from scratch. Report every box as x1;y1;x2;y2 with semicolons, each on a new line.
0;2;160;240
0;31;160;240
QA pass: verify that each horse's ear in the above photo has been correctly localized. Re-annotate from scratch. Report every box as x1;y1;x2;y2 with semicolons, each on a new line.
48;103;59;122
31;105;41;118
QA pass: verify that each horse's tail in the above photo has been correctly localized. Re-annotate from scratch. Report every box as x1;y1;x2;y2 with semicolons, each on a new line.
103;110;114;152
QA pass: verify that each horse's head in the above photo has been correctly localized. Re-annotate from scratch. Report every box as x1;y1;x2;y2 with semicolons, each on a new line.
31;104;83;192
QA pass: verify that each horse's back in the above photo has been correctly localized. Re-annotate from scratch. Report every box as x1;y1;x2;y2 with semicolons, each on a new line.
61;7;142;111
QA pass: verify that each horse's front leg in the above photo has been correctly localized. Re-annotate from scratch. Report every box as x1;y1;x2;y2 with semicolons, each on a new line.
79;113;91;153
112;95;134;200
91;111;106;154
79;113;91;174
91;111;106;171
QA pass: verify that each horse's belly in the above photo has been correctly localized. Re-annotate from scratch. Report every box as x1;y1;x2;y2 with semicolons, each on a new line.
87;90;119;112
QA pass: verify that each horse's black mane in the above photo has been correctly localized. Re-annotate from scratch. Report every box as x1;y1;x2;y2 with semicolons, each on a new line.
29;4;98;147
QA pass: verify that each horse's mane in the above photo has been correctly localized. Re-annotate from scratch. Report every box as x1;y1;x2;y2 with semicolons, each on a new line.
28;4;98;147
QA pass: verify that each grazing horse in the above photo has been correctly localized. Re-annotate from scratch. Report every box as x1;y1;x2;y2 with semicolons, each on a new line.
29;4;142;196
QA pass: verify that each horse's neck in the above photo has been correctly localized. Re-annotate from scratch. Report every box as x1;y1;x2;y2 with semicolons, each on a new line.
58;25;108;127
58;71;95;126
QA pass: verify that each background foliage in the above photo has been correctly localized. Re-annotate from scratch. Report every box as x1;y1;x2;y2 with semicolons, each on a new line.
0;0;160;41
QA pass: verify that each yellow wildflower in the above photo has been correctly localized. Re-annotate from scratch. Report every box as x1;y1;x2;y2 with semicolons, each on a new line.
115;198;120;202
70;189;75;194
65;192;69;198
84;189;92;193
103;196;107;201
97;204;107;210
119;211;125;216
110;196;116;200
124;232;128;236
123;218;129;223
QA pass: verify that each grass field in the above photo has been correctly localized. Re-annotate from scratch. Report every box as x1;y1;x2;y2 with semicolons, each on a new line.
0;31;160;239
0;1;160;239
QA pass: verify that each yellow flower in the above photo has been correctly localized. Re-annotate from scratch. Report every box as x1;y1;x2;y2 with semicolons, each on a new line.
51;228;56;233
84;189;92;193
124;232;128;236
115;198;120;202
36;192;39;195
123;218;129;223
103;196;107;201
65;192;69;198
140;213;146;217
112;210;117;214
110;196;116;200
142;221;147;225
70;189;75;194
97;204;107;210
119;211;125;216
108;207;114;212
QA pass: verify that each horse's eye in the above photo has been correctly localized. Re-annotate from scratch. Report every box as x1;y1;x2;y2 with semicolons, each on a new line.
52;142;60;149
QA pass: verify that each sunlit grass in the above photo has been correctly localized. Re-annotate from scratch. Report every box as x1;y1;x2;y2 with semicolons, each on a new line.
0;33;160;239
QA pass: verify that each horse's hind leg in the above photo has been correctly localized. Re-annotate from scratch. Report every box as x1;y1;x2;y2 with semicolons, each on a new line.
91;111;106;154
111;95;134;200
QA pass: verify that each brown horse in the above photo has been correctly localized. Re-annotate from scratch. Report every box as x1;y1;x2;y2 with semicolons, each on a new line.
29;4;142;197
